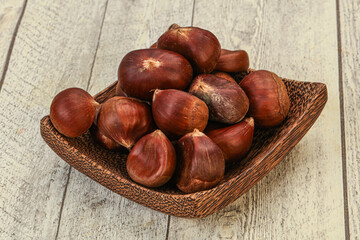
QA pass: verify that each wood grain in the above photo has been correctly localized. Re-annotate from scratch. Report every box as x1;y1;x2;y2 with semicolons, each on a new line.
0;0;25;83
0;0;107;239
55;1;194;239
168;0;345;239
339;0;360;239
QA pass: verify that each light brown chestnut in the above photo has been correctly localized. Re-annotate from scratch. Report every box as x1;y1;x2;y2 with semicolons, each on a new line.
90;124;124;151
205;118;254;163
189;74;249;124
157;26;221;73
50;88;99;137
97;96;154;149
214;49;249;72
118;48;193;101
176;129;225;193
152;89;209;139
240;70;290;128
126;130;176;188
213;71;237;83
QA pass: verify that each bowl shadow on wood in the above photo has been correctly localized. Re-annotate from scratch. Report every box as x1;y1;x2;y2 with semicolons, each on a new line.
40;71;327;218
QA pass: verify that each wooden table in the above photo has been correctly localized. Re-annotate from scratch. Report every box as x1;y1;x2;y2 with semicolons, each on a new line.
0;0;358;239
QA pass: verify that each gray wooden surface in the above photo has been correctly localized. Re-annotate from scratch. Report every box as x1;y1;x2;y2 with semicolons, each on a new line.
0;0;358;239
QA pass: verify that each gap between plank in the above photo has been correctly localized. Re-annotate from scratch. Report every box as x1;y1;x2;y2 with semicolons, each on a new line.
335;0;350;239
54;1;109;239
165;1;196;238
0;0;28;93
54;167;72;240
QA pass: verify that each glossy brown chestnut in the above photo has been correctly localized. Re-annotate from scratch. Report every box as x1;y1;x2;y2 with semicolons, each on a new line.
126;130;176;188
189;74;249;124
50;88;99;137
213;71;237;83
205;117;254;163
118;48;193;101
240;70;290;128
152;89;209;139
214;49;249;72
115;81;127;97
157;26;221;73
90;125;124;151
176;129;225;193
97;96;154;149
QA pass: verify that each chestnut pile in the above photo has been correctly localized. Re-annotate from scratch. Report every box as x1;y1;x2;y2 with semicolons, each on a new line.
49;24;290;193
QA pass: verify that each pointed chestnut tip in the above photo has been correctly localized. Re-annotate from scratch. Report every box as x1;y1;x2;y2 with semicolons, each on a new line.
190;128;204;137
246;117;255;126
152;89;161;102
168;23;180;30
152;129;166;137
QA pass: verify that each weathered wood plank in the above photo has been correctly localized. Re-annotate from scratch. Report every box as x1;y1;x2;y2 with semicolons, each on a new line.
0;0;107;239
339;0;360;239
0;0;25;83
56;0;194;239
168;1;345;239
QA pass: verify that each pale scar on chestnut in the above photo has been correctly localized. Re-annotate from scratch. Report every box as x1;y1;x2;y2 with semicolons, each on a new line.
140;58;162;72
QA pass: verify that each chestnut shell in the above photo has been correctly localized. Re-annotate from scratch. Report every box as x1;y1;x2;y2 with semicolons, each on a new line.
175;129;225;193
118;48;193;101
214;49;249;73
240;70;290;127
152;89;209;139
50;88;99;138
157;26;221;74
205;118;254;163
189;74;249;124
97;96;154;149
126;130;176;188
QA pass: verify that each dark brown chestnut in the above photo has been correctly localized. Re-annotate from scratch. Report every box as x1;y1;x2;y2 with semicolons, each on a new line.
205;117;254;163
97;96;154;149
239;70;290;128
157;26;221;73
126;130;176;188
90;124;125;151
189;74;249;124
214;49;249;72
152;89;209;139
176;129;225;193
50;88;99;137
118;48;193;101
213;71;237;83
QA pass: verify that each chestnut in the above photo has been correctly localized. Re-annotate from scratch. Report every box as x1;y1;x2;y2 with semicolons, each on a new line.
214;49;249;72
239;70;290;127
90;125;125;151
152;89;209;139
118;48;193;101
157;26;221;73
205;118;254;163
213;71;237;83
175;129;225;193
189;74;249;124
126;130;176;188
50;88;99;137
97;96;154;149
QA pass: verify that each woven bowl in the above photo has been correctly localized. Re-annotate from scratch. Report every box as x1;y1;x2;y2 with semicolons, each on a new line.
40;71;327;218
